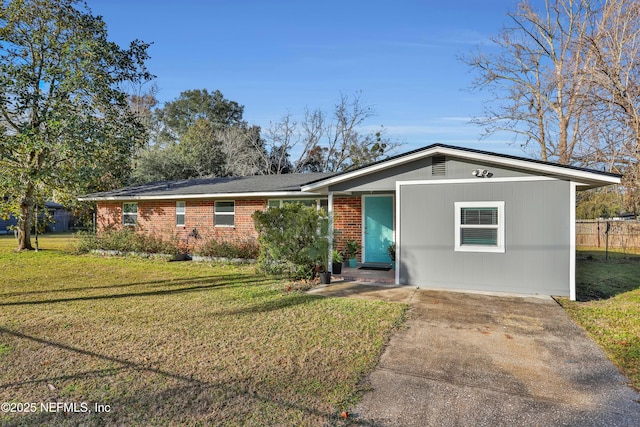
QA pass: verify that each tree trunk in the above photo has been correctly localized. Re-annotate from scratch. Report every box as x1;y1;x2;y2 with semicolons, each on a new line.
17;184;35;251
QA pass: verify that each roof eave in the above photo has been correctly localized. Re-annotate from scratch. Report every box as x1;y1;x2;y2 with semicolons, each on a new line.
301;145;621;191
78;190;321;202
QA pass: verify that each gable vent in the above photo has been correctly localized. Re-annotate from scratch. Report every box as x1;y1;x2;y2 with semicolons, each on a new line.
432;156;446;176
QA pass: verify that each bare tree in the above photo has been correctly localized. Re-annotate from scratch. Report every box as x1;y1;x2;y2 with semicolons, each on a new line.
464;0;640;214
295;107;326;172
463;0;597;164
218;125;266;176
264;92;400;174
262;113;297;174
582;0;640;212
126;82;159;137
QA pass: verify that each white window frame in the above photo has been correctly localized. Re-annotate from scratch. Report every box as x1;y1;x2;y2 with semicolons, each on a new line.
454;201;505;253
214;201;235;227
122;202;138;226
176;201;186;227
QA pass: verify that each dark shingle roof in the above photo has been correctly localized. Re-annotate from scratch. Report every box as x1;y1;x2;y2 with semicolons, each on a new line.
80;173;334;200
81;144;622;201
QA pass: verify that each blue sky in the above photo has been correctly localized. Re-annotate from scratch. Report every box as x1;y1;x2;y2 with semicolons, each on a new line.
90;0;527;156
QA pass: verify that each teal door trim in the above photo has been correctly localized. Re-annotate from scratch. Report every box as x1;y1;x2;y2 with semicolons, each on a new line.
362;195;395;263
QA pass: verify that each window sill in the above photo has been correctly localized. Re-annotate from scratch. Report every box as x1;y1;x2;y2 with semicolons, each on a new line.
455;245;505;253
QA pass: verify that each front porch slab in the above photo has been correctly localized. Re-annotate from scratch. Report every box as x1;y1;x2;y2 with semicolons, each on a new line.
333;266;395;284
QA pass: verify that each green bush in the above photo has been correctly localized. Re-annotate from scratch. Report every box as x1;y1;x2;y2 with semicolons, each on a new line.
74;228;179;255
196;238;259;259
73;231;99;254
253;203;328;280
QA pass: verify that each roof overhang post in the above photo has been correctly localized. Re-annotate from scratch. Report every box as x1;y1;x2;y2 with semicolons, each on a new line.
328;191;334;274
570;182;577;301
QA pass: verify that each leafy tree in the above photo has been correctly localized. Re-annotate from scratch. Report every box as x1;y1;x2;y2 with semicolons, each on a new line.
577;188;624;219
176;118;225;178
133;89;263;182
153;89;245;146
131;144;188;183
0;0;152;250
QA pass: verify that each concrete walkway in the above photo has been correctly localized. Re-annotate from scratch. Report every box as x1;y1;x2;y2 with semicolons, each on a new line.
309;282;640;426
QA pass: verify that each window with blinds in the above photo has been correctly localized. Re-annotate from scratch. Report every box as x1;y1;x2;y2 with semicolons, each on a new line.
454;202;505;253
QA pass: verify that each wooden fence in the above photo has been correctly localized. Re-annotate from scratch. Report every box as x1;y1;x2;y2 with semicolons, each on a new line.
576;220;640;250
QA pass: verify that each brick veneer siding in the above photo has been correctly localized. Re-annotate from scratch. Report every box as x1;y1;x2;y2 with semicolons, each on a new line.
96;201;123;231
333;196;362;262
96;199;268;250
96;196;364;259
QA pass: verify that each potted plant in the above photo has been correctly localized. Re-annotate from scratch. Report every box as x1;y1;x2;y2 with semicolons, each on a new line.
317;248;331;284
310;236;331;284
388;242;396;269
332;249;343;274
345;240;361;268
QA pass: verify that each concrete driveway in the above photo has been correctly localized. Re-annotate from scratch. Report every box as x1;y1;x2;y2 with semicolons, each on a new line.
309;283;640;426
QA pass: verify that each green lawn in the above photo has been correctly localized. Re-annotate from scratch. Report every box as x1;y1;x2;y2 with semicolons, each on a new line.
557;248;640;392
0;235;407;426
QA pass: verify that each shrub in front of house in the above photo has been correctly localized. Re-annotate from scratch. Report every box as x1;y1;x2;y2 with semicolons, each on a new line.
75;228;179;255
252;203;328;280
74;231;99;254
195;238;259;260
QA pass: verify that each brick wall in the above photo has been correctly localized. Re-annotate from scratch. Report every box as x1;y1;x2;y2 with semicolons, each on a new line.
96;196;365;260
96;199;268;249
333;196;362;261
96;201;123;231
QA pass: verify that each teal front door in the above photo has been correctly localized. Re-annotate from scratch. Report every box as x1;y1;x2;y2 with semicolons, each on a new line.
363;195;394;263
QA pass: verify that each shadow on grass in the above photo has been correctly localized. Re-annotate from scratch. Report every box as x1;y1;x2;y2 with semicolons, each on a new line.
576;250;640;301
0;275;235;298
0;327;379;426
0;275;274;307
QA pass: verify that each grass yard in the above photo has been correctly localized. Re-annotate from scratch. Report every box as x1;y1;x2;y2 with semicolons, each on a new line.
557;248;640;392
0;235;408;426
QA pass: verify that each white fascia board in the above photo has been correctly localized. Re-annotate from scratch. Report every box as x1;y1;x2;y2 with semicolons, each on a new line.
78;191;318;202
301;146;620;191
302;148;442;191
397;176;559;186
435;147;620;185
